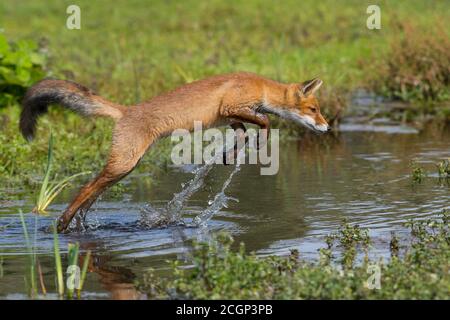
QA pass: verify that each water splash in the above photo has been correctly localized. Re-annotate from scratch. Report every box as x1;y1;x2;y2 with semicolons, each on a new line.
140;143;244;229
192;164;240;227
165;158;216;221
67;196;102;232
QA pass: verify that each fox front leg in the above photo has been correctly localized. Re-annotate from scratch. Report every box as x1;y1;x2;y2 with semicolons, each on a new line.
227;107;270;150
223;122;247;165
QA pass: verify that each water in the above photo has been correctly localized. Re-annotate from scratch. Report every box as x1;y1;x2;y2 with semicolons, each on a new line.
0;121;449;299
139;141;243;228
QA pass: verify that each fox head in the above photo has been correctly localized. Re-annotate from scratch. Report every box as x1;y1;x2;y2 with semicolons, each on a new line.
261;78;330;133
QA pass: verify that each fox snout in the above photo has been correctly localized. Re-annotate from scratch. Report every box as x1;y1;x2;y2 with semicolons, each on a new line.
295;112;331;134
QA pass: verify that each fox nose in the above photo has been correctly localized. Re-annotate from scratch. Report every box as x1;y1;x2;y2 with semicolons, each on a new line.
327;126;332;132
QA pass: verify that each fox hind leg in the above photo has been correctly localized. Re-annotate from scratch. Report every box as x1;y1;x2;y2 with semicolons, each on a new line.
56;162;134;232
56;125;154;232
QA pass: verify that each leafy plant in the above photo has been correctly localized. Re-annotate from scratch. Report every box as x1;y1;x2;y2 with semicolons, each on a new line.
326;220;370;269
34;133;90;214
389;232;400;259
436;159;450;179
0;33;46;108
410;160;425;183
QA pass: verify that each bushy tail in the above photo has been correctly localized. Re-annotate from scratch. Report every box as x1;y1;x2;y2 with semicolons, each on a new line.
20;79;126;141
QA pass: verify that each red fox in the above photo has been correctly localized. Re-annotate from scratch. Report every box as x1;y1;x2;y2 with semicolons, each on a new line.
20;72;330;232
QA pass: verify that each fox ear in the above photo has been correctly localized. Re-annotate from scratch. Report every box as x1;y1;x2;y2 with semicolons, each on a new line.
299;78;323;97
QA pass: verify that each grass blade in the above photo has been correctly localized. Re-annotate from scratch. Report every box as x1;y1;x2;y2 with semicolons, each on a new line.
78;250;91;299
37;133;53;210
52;222;64;297
19;210;37;298
67;242;79;299
42;172;90;211
34;132;90;214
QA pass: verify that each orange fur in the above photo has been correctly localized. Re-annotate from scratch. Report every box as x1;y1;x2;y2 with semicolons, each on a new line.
20;72;329;232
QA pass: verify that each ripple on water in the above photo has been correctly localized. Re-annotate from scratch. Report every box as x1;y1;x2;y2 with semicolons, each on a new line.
0;129;449;298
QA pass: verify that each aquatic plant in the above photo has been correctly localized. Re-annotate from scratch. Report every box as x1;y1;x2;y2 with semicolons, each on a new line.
19;210;37;297
19;210;47;297
53;224;91;299
52;223;91;299
52;222;64;297
326;220;370;269
436;159;450;179
389;232;400;259
66;243;79;299
17;215;91;299
410;160;425;183
33;133;90;214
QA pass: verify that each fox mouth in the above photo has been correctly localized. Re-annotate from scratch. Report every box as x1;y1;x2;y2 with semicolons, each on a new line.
303;123;327;134
291;114;328;134
309;123;329;134
309;125;327;134
258;106;328;134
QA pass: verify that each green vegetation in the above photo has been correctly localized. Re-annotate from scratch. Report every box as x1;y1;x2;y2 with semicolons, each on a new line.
409;159;450;184
140;210;449;299
19;210;38;297
34;134;90;214
367;23;450;102
0;0;449;189
0;33;46;108
0;106;173;194
410;160;425;183
1;1;449;299
53;221;64;297
322;220;370;269
436;159;450;179
19;211;91;299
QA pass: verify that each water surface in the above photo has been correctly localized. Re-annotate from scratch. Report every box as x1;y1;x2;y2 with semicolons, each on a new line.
0;123;449;299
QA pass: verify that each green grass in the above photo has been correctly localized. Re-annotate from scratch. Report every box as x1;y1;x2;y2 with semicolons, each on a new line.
0;106;173;195
1;1;448;102
34;133;90;214
1;2;449;299
0;0;449;187
140;210;449;299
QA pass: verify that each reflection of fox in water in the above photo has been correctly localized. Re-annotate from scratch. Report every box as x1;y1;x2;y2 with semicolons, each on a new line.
20;72;330;232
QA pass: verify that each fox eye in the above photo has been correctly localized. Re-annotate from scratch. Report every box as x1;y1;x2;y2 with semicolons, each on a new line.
309;106;317;112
